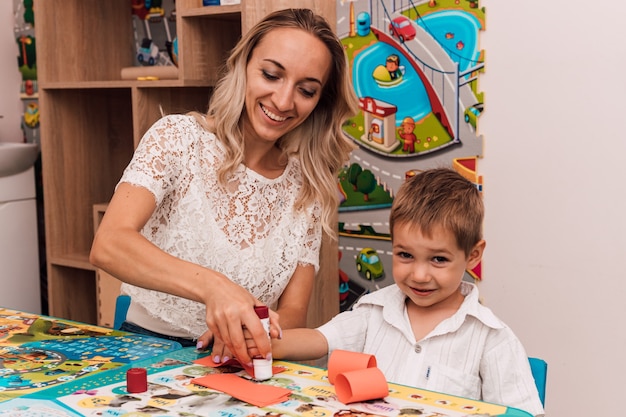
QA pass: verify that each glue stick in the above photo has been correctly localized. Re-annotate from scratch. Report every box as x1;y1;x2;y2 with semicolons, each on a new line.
253;305;272;381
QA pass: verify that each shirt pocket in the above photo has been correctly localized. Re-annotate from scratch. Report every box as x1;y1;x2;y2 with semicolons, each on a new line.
423;363;481;400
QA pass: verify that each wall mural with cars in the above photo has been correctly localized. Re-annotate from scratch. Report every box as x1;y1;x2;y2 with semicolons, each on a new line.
335;0;485;311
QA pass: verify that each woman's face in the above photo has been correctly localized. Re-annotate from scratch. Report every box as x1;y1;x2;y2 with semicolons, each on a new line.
242;27;332;145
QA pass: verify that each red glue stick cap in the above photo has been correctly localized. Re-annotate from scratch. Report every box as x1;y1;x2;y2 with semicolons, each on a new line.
254;305;269;319
126;367;148;393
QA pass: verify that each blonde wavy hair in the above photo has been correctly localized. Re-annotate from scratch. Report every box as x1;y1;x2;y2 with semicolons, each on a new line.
194;8;358;238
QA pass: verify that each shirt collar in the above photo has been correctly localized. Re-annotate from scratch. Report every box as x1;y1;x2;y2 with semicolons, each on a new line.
359;281;505;338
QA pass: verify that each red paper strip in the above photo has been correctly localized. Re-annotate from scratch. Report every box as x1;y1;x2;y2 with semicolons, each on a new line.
191;373;291;407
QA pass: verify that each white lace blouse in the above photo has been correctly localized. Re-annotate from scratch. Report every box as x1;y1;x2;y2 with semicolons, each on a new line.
117;114;322;337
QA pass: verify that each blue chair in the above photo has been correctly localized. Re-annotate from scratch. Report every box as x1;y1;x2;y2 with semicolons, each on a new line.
528;357;547;407
113;295;131;330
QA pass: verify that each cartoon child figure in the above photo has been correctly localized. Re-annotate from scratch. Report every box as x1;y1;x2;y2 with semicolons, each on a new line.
398;117;417;153
385;54;402;80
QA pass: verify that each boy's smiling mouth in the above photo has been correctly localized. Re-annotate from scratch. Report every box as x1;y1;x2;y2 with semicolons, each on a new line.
412;287;435;296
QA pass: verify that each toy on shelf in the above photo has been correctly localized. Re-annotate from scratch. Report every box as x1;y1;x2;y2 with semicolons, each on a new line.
132;0;176;67
137;37;160;66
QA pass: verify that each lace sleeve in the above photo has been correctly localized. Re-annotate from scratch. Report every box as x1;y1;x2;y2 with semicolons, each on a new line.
118;114;192;203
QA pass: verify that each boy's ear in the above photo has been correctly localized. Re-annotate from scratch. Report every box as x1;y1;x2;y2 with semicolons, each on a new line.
466;240;486;270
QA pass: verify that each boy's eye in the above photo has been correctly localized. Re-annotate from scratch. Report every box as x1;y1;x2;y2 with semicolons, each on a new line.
395;251;413;259
432;256;448;264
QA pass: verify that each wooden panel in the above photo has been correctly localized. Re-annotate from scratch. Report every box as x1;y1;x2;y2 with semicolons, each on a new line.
40;89;134;259
47;265;97;324
177;15;241;83
132;87;212;145
34;0;134;83
242;0;336;33
307;231;340;328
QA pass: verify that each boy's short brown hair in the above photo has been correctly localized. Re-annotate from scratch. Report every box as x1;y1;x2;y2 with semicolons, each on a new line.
389;168;483;256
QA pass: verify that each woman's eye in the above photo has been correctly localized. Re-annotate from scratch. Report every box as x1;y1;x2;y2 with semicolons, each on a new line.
262;70;279;81
300;88;317;98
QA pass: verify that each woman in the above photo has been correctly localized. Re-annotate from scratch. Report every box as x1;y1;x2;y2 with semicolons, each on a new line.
89;8;358;365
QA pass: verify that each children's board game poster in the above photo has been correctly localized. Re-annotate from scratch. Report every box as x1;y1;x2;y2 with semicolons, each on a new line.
0;351;509;417
0;308;180;403
335;0;485;311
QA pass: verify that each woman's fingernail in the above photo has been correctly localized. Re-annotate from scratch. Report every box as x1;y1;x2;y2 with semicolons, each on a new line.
222;356;230;363
266;353;272;361
278;330;283;339
196;341;204;350
213;355;221;364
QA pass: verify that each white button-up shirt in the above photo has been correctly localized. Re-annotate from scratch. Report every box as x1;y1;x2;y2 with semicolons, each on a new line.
318;282;544;417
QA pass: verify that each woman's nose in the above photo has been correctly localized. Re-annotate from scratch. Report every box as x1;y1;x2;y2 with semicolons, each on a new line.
273;85;295;112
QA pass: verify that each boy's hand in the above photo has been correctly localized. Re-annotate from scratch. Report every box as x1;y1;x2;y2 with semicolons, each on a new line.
244;308;282;360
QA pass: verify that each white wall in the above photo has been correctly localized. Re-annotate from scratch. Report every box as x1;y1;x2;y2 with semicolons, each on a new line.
480;1;626;415
0;0;23;143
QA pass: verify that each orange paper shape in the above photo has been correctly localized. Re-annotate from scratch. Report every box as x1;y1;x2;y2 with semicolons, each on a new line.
328;349;378;384
191;373;291;407
193;355;285;379
334;367;389;404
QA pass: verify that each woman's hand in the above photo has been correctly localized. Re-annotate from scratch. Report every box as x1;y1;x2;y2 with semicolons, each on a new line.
196;330;235;364
199;277;273;365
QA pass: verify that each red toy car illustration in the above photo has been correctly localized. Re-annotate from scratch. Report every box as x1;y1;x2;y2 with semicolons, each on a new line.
389;16;416;43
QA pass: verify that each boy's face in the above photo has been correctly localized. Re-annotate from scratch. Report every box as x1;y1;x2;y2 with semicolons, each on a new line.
391;223;484;312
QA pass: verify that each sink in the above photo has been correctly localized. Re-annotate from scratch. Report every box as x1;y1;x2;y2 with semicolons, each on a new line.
0;142;40;177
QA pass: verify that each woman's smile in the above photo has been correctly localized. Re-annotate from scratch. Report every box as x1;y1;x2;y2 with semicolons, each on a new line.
260;103;289;123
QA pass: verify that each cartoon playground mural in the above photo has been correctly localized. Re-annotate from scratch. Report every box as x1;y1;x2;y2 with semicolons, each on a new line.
335;0;485;310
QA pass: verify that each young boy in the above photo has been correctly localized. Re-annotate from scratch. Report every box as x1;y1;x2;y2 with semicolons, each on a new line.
253;168;544;417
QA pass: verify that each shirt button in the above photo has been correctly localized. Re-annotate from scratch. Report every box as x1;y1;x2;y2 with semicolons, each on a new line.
414;344;422;353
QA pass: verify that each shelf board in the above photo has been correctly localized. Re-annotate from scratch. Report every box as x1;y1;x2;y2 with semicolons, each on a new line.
40;79;215;90
49;253;96;271
179;4;241;18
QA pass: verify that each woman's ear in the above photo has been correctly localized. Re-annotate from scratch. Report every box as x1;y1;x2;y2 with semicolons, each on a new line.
466;240;486;270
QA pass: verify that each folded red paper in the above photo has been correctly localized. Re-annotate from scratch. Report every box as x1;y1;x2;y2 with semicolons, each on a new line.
334;367;389;404
192;355;286;379
328;350;389;404
328;349;378;384
191;373;291;407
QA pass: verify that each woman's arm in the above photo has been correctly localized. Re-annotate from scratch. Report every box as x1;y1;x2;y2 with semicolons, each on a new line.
89;182;271;364
275;263;316;328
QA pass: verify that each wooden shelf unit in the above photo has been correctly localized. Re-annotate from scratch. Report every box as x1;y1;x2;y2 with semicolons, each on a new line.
36;0;339;328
